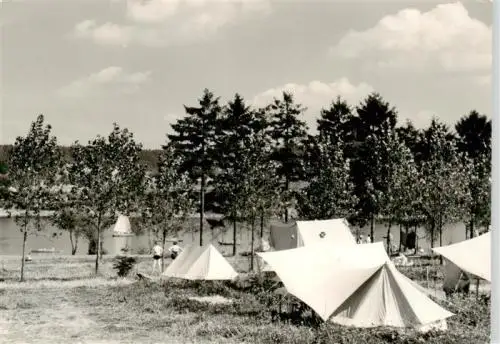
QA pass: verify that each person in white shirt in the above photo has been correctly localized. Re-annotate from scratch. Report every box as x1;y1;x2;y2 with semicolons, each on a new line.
152;242;163;273
365;235;372;244
357;235;364;244
169;241;182;260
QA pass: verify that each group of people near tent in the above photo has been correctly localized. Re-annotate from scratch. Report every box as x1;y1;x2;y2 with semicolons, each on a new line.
153;217;491;333
151;241;183;273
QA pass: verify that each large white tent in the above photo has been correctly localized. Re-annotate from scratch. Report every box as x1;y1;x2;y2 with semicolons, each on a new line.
269;218;356;251
432;232;490;282
162;244;238;281
432;232;490;293
258;242;454;330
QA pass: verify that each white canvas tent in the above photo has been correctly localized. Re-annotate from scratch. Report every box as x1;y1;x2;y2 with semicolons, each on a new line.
432;232;490;282
258;242;454;330
162;244;238;281
112;215;133;237
268;218;356;251
432;232;490;294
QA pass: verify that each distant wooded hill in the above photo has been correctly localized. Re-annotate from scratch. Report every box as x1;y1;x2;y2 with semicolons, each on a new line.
0;145;163;171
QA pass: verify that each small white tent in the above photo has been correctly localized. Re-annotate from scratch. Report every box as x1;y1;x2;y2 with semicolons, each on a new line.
112;215;134;237
269;218;356;251
432;232;490;294
258;242;453;331
162;244;238;281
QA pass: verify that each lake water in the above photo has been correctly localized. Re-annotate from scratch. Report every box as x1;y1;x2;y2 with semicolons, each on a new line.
0;217;468;256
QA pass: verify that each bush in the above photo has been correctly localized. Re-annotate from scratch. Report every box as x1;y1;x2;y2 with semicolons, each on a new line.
112;255;137;277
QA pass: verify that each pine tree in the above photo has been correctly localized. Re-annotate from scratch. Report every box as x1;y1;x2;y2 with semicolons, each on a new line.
167;89;223;246
267;91;308;222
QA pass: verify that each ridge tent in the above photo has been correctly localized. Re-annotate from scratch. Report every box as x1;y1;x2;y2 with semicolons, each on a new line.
268;218;356;251
432;232;490;294
257;242;454;331
162;244;238;281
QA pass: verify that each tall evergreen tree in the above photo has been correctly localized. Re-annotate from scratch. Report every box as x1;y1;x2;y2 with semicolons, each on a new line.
455;110;491;159
267;91;308;222
317;96;355;148
167;89;223;246
349;93;398;240
214;94;259;255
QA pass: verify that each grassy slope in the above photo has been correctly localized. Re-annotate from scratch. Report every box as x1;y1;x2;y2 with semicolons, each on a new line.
0;255;491;344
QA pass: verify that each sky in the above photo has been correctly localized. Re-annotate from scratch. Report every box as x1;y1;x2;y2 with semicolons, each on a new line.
0;0;493;149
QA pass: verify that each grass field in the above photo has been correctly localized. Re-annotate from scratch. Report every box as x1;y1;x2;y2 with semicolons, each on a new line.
0;254;491;344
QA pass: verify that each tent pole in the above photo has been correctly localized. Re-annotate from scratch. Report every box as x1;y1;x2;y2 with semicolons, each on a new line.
454;271;463;293
476;278;479;299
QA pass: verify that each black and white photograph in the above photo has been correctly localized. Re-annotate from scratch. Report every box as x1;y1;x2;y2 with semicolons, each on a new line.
0;0;495;343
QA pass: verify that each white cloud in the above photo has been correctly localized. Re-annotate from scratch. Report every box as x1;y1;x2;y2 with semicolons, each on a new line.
331;2;491;75
252;78;374;130
73;0;271;47
57;66;151;98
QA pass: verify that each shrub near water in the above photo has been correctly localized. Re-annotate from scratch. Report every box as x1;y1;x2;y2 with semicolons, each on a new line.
112;256;137;277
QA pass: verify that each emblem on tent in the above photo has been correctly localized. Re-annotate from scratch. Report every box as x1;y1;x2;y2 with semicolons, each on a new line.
319;231;326;238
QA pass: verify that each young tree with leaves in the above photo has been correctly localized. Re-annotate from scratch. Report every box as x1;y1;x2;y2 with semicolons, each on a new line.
6;114;63;281
297;136;357;221
238;130;279;271
376;129;420;254
167;89;223;246
455;111;491;236
51;207;83;255
142;145;194;271
69;124;146;274
417;119;468;249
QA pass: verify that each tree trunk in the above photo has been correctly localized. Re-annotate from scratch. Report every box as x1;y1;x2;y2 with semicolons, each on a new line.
20;229;27;282
438;213;443;265
284;177;289;223
199;173;206;247
161;228;167;273
72;232;79;255
260;210;264;238
95;214;101;274
414;224;418;255
398;223;402;253
405;224;409;252
88;236;97;255
386;221;392;255
469;211;475;239
430;218;435;249
232;216;237;257
370;214;374;243
439;215;443;247
250;216;255;271
69;229;79;255
148;226;154;251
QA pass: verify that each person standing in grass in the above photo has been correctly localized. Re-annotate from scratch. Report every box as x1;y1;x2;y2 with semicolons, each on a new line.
152;242;163;274
168;241;182;260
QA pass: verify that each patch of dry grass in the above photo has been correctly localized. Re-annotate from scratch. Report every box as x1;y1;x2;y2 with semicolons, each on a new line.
0;255;491;344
